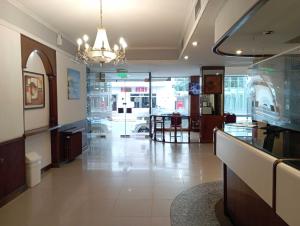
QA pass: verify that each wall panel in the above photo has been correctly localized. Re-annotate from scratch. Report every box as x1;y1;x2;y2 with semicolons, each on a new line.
0;25;23;143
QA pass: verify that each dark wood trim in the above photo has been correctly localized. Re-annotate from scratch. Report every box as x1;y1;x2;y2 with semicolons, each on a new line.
212;0;272;57
213;127;219;155
0;136;26;208
225;166;288;226
0;137;25;146
41;164;52;174
0;185;27;208
223;164;228;216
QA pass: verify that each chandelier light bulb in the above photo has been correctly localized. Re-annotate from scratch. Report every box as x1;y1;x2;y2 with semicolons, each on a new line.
83;34;89;42
85;43;90;50
114;44;119;52
77;38;83;46
119;37;127;49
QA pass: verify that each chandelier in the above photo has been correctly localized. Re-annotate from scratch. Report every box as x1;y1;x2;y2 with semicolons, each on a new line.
76;0;127;66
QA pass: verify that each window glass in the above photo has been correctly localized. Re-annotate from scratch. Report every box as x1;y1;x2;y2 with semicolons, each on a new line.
224;76;249;116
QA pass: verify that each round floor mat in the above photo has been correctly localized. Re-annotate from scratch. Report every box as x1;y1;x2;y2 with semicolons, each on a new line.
170;181;232;226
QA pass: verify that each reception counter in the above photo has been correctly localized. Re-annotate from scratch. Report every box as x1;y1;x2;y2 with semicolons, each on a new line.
214;124;300;226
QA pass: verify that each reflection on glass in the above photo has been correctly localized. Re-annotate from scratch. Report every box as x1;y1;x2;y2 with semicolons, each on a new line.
248;47;300;131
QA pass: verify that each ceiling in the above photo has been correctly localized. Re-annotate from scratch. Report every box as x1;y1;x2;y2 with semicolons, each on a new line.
10;0;255;75
13;0;193;53
218;0;300;55
181;0;254;67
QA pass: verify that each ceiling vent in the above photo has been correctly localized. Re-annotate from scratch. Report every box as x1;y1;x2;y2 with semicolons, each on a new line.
286;35;300;44
195;0;201;18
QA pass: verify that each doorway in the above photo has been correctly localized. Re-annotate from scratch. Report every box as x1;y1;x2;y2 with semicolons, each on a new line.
87;72;151;138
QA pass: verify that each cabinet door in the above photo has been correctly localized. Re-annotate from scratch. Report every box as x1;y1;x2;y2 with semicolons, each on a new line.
0;138;25;200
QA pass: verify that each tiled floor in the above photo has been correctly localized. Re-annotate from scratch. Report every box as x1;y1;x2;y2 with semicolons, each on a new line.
0;137;222;226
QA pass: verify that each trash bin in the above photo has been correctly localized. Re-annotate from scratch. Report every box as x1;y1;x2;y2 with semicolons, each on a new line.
25;152;42;187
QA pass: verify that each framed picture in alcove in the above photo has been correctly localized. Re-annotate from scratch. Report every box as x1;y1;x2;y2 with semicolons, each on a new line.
203;75;222;94
23;71;45;109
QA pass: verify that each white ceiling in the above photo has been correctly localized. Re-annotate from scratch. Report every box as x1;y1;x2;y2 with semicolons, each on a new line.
10;0;254;75
219;0;300;55
181;0;254;67
13;0;194;49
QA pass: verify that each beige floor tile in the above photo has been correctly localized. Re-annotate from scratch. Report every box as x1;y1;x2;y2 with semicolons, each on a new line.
151;199;172;217
119;186;153;199
153;185;185;199
151;217;171;226
0;137;222;226
113;199;152;217
110;217;152;226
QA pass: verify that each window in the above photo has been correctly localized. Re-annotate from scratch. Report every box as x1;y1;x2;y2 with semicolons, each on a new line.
224;76;249;116
130;93;157;109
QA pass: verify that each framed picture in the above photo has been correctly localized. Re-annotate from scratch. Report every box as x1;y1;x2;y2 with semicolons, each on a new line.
23;71;45;109
203;75;222;94
67;68;81;100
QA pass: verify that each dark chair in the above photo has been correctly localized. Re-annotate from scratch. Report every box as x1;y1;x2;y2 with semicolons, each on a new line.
170;113;183;141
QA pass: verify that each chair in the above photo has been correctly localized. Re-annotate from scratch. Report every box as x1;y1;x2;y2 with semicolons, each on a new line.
154;116;165;141
224;113;236;123
169;113;183;142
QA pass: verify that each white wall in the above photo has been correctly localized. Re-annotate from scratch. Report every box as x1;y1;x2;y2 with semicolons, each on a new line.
0;20;87;168
0;24;23;143
215;0;259;43
225;66;249;75
57;52;87;125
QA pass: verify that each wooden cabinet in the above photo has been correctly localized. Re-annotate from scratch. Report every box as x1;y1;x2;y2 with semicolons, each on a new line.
0;137;26;207
61;129;83;162
200;115;224;143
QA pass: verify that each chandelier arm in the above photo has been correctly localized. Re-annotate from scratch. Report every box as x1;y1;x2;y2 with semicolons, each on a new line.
100;0;103;28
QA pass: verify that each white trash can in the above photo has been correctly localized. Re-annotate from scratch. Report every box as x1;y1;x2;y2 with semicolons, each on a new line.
25;152;42;187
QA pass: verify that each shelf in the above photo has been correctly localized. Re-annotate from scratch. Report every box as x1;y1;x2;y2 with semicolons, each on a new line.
24;124;61;137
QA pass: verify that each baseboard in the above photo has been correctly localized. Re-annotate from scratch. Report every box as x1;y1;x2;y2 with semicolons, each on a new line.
0;185;27;208
41;163;52;174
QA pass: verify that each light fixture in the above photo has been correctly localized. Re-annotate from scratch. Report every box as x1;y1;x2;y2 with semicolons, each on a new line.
184;55;189;60
192;41;198;47
236;49;243;55
76;0;127;66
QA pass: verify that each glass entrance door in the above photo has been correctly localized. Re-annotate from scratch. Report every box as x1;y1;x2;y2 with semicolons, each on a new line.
87;72;150;139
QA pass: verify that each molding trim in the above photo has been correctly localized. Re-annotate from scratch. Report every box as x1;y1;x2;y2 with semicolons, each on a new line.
0;185;27;208
41;164;52;174
212;0;271;57
7;0;76;46
0;19;77;60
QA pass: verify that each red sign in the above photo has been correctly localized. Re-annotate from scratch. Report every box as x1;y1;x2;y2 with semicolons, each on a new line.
176;101;184;109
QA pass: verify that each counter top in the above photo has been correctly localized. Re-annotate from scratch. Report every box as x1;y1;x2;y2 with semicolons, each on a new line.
223;123;300;161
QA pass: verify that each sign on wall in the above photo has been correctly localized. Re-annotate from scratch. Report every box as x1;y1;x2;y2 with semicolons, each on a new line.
23;71;45;109
67;68;80;100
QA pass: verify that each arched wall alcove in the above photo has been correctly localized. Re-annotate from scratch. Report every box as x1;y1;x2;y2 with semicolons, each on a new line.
24;51;51;168
21;35;60;167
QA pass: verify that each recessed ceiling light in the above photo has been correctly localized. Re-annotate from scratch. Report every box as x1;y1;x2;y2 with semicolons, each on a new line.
184;55;189;60
192;41;198;47
236;49;243;55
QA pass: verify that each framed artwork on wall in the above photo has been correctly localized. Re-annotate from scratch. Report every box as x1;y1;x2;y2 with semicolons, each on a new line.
23;71;45;109
67;68;81;100
203;75;222;94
